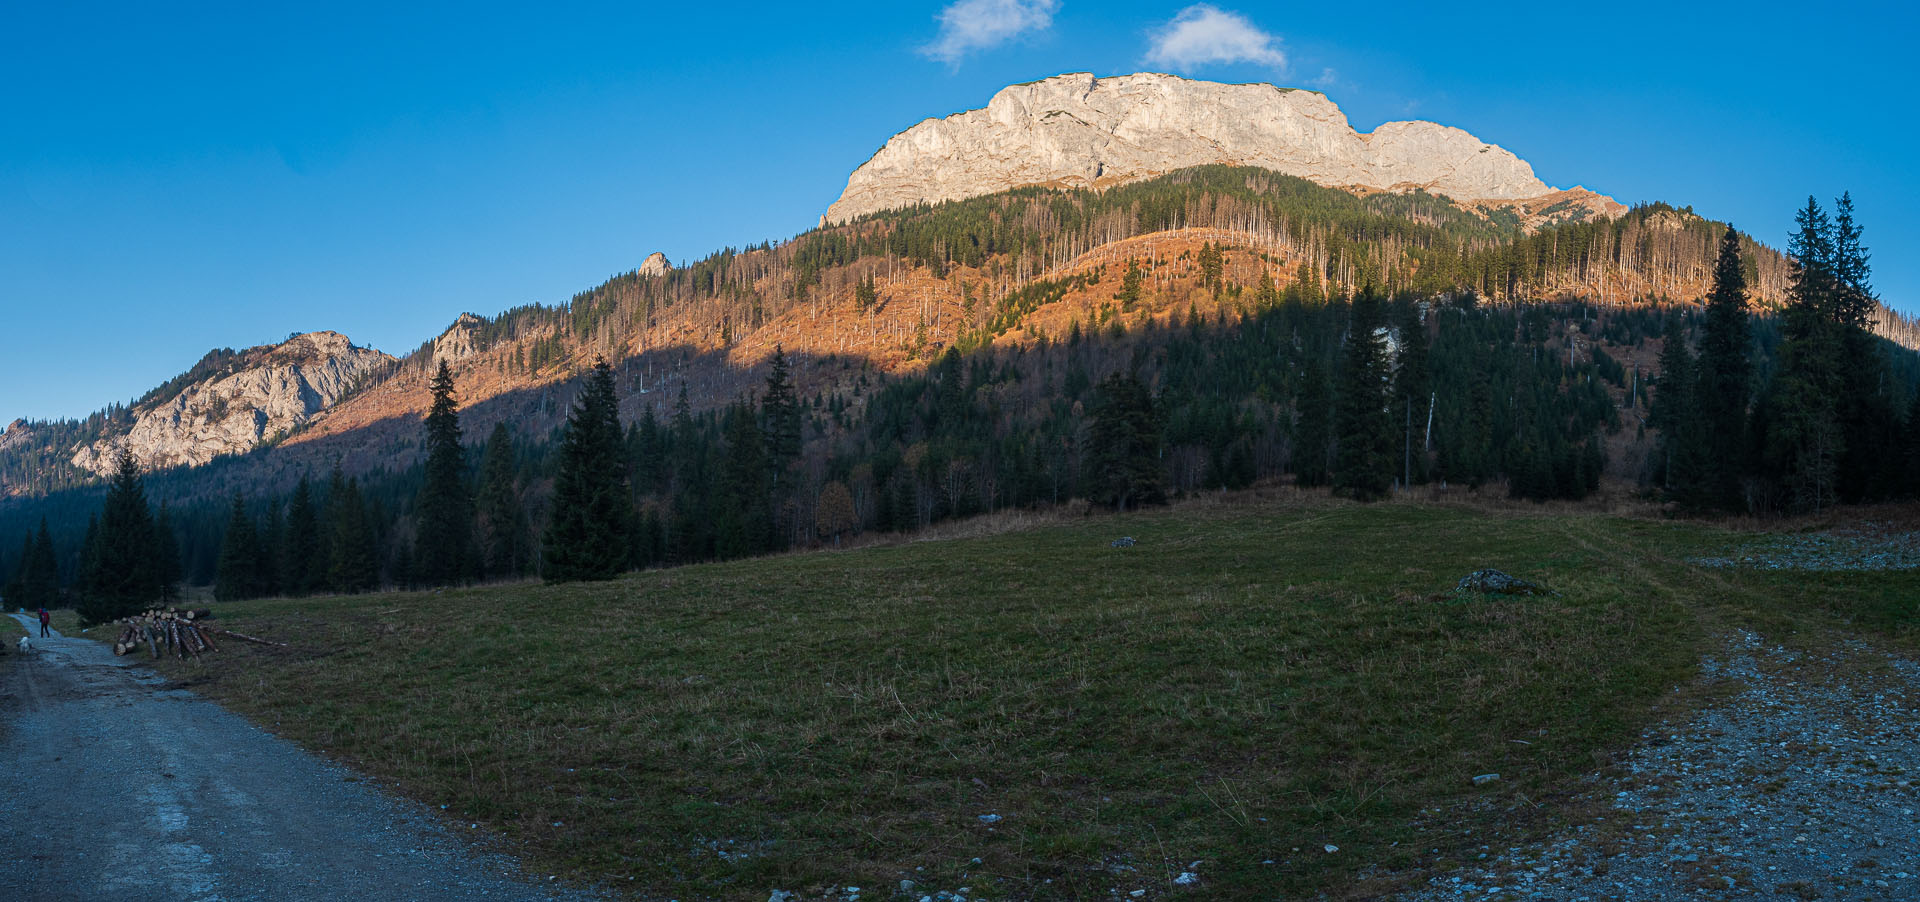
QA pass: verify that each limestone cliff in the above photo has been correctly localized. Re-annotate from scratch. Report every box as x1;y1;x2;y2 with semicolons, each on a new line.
827;72;1618;223
71;331;395;476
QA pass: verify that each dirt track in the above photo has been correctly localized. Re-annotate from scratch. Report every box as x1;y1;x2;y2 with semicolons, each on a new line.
0;613;600;902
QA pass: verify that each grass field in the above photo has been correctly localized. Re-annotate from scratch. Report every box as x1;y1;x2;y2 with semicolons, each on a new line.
145;495;1918;900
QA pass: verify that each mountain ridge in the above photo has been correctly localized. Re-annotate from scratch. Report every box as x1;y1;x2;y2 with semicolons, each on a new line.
826;72;1625;226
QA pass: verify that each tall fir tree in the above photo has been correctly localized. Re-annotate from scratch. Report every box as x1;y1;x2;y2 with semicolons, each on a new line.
1694;226;1753;509
76;514;100;604
257;498;285;597
477;422;532;578
1292;355;1333;486
153;503;183;604
5;519;59;610
284;474;320;596
327;468;380;593
214;494;261;601
1393;299;1432;487
1653;315;1704;502
1084;371;1163;511
667;382;709;564
760;345;803;504
415;361;474;586
1827;193;1895;501
542;358;633;582
78;450;158;622
1334;290;1395;501
716;400;773;559
1766;197;1846;512
4;532;29;606
28;518;58;608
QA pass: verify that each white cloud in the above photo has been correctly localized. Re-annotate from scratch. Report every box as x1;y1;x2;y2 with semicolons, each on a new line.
921;0;1060;64
1144;5;1286;71
1307;67;1339;89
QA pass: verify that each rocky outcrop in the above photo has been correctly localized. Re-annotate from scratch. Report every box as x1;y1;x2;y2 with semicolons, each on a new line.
827;72;1613;223
72;331;395;476
639;252;671;277
432;313;486;366
0;419;30;453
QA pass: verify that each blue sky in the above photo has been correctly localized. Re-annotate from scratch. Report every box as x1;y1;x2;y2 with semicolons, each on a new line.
3;0;1914;422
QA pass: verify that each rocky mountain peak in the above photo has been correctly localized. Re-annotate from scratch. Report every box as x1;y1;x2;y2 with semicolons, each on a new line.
71;331;396;476
640;252;671;277
826;72;1610;223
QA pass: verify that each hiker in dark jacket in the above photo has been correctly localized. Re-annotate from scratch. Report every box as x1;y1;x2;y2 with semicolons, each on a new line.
38;606;50;637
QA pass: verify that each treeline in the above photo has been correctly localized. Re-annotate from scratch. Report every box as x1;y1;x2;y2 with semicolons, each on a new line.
0;451;186;623
1652;195;1920;512
9;271;1910;602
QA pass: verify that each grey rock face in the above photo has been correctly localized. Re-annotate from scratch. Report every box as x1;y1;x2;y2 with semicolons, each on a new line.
72;331;394;476
827;72;1590;223
639;251;671;277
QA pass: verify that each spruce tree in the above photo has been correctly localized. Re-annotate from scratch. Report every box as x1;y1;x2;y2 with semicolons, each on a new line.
26;518;58;609
1766;198;1846;512
542;358;633;582
258;498;285;597
1828;193;1894;501
79;450;158;622
6;521;59;611
327;469;379;593
4;532;29;607
1293;356;1333;486
215;494;261;602
761;346;802;495
76;514;100;604
415;361;474;586
667;382;710;564
153;503;183;604
1334;290;1395;501
1117;259;1143;309
717;400;773;559
284;474;320;596
1085;371;1163;511
1694;226;1752;509
477;422;531;578
1653;315;1703;502
1393;299;1431;487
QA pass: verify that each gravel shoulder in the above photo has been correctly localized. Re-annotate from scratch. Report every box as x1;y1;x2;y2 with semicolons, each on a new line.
1398;629;1920;901
0;613;603;902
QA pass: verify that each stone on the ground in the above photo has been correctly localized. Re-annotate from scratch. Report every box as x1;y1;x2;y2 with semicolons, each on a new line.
1455;569;1550;595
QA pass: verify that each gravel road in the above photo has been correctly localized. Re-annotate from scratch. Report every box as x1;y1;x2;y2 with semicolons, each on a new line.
0;613;602;902
1398;630;1920;901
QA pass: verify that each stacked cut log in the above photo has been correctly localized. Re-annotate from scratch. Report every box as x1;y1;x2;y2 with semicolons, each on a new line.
111;608;288;660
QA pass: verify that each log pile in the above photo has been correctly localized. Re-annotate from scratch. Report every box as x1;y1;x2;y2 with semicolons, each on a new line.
112;608;289;659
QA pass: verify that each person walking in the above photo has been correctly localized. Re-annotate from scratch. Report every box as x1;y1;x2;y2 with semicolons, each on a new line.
37;606;51;638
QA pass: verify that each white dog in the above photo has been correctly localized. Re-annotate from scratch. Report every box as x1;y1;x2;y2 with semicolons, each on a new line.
15;635;31;655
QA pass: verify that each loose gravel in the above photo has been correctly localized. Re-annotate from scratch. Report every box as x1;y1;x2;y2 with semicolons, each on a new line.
1691;525;1920;571
1398;630;1920;901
